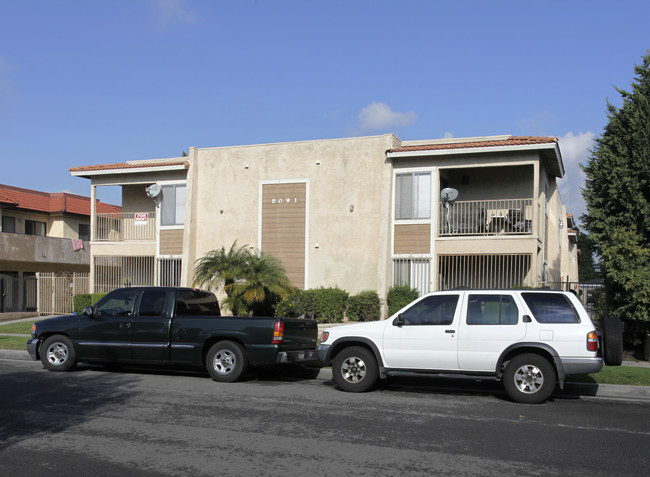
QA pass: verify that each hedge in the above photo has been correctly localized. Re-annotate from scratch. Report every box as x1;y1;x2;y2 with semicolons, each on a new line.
73;293;106;314
386;285;419;317
346;291;381;322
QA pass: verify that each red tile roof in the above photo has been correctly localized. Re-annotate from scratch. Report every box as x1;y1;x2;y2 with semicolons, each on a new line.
390;136;558;153
0;184;121;216
70;160;189;174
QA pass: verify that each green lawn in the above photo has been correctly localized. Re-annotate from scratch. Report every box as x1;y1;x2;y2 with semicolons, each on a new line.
0;335;30;350
0;320;41;334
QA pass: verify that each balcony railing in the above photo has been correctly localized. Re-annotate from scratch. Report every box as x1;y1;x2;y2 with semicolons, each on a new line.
94;212;156;242
439;198;534;237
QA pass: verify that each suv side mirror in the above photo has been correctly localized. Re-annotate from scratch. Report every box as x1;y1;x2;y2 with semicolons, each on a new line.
523;314;532;323
393;314;405;327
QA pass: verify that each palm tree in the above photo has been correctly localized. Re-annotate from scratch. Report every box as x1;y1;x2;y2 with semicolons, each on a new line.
193;241;249;300
194;241;293;316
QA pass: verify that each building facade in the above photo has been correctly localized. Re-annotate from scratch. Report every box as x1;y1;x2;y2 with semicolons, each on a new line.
70;134;579;308
0;184;120;313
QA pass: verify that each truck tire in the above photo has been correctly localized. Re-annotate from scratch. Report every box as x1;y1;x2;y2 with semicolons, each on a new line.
601;315;623;366
502;353;556;404
206;341;247;383
41;335;77;372
332;346;378;392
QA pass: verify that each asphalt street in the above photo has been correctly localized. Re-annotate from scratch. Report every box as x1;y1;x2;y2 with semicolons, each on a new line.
1;354;649;477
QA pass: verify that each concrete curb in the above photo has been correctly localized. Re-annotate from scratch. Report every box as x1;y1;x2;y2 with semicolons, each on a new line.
2;349;649;403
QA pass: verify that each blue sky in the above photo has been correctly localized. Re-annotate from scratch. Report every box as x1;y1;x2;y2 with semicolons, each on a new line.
1;0;649;221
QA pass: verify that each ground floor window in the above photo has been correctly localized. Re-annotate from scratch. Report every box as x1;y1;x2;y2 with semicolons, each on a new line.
393;257;431;296
158;257;182;287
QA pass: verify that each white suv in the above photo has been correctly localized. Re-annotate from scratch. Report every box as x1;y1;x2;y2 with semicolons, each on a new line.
318;289;621;404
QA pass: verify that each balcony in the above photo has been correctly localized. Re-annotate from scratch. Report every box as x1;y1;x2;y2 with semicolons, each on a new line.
439;198;534;237
94;212;156;242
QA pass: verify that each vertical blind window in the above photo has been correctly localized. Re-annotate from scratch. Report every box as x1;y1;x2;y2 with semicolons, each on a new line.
161;184;186;226
395;172;431;220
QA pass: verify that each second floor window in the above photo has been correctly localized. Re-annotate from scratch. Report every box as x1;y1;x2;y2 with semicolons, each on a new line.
2;216;16;233
79;224;90;241
161;184;186;226
25;220;46;236
395;172;431;220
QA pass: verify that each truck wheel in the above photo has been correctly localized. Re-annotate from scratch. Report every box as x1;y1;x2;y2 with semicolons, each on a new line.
601;315;623;366
503;353;556;404
41;335;77;372
206;341;247;383
332;346;378;392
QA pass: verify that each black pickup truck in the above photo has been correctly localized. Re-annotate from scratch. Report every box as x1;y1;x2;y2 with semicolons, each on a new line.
26;287;318;382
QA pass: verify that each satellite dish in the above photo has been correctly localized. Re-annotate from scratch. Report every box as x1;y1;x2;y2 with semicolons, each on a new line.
146;184;162;199
440;188;459;204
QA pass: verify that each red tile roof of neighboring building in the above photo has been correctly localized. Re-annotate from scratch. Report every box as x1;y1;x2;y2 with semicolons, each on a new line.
0;184;121;216
70;160;189;174
389;136;558;153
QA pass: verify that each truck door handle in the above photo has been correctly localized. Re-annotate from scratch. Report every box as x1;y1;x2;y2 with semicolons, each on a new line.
445;330;455;334
120;322;131;328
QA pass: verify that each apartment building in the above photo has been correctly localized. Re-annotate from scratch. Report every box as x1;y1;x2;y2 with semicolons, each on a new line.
70;134;578;304
0;184;120;313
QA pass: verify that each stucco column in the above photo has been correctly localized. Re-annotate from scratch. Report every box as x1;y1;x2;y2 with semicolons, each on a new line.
89;184;96;292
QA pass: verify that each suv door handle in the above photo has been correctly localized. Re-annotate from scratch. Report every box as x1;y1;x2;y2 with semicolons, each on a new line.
445;330;455;334
120;322;131;328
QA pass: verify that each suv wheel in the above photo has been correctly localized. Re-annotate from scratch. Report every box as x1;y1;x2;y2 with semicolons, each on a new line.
503;353;556;404
601;315;623;366
332;346;378;392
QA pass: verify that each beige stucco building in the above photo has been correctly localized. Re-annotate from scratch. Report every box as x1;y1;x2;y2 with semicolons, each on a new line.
70;134;579;305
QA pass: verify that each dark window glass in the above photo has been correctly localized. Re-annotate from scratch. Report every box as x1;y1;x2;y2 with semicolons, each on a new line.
79;224;90;241
138;289;167;317
467;295;518;325
2;216;15;233
175;290;221;316
399;294;458;325
94;289;138;317
25;220;46;236
521;293;581;323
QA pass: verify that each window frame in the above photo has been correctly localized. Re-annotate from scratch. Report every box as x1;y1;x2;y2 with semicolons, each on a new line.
160;183;186;227
395;172;431;220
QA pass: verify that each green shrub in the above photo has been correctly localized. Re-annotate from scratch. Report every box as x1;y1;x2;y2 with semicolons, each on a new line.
275;288;305;318
73;293;106;314
386;285;419;316
312;287;349;323
347;291;381;322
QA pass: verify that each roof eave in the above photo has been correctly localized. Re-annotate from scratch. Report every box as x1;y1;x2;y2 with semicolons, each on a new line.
70;163;188;178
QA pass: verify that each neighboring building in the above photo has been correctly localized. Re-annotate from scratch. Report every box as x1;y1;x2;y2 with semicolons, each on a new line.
0;184;120;313
70;134;579;307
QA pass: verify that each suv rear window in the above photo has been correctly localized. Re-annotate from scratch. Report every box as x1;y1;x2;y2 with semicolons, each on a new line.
521;292;580;323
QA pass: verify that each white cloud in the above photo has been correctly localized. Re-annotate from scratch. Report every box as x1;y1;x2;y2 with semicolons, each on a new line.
443;131;454;139
149;0;198;28
557;131;596;222
357;102;418;131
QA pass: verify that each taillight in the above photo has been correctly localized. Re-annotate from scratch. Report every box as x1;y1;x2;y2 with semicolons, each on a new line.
587;331;599;351
272;320;284;344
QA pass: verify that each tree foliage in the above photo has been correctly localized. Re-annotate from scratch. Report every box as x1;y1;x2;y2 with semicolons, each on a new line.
581;52;650;347
577;231;600;282
193;241;293;316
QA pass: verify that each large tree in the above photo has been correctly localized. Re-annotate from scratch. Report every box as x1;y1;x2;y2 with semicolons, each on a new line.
577;231;599;282
581;52;650;347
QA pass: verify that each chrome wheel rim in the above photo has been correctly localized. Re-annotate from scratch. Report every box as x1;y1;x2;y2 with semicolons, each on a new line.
340;356;367;383
513;364;544;394
213;349;236;375
46;342;69;366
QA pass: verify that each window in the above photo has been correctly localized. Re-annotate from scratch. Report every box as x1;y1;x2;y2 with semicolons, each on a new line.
138;289;167;317
175;290;221;316
393;258;430;296
522;293;580;324
79;224;90;241
2;216;15;233
467;295;518;325
161;184;186;226
94;289;138;317
25;220;46;236
399;294;458;326
395;172;431;220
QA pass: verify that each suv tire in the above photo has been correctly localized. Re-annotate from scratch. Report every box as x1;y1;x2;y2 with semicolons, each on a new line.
332;346;378;392
503;353;556;404
601;315;623;366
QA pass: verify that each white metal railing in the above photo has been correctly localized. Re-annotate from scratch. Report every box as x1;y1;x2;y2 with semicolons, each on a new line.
95;212;156;242
37;272;89;315
438;254;532;290
393;257;432;296
439;198;534;236
93;256;155;293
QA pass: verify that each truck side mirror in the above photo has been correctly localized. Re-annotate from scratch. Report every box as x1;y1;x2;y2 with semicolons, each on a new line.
82;306;95;317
